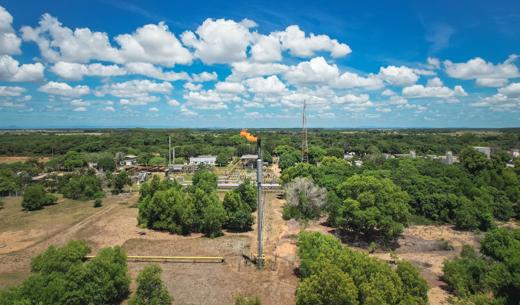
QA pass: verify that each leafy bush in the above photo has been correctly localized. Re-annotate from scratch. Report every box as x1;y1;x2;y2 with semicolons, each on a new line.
442;228;520;304
94;198;102;208
192;170;218;193
296;232;428;305
336;174;411;243
0;240;130;305
60;172;104;200
129;264;172;305
223;190;253;232
201;200;227;237
235;295;262;305
138;175;235;237
112;170;132;194
22;184;57;211
237;178;257;211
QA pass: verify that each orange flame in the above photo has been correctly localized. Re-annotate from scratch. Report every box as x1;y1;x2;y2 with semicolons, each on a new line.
240;129;257;142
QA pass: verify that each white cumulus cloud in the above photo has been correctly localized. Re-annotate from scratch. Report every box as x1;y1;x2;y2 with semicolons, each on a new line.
0;6;21;55
0;55;44;81
39;81;90;97
379;65;419;86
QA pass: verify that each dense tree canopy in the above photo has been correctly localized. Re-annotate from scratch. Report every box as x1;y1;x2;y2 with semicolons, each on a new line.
296;232;428;305
335;174;411;242
138;171;254;237
59;171;104;200
0;240;130;305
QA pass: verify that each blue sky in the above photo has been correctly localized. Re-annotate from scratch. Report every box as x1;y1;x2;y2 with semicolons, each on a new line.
0;0;519;128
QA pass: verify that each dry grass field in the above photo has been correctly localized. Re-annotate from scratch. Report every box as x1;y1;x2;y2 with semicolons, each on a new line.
0;184;486;305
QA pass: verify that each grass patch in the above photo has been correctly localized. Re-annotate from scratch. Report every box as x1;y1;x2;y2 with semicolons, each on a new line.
409;214;441;226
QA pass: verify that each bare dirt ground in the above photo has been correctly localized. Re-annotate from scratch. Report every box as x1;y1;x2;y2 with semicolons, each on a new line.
0;189;298;305
295;219;482;305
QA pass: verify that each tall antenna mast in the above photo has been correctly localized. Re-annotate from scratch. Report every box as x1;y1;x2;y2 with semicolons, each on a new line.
301;100;309;163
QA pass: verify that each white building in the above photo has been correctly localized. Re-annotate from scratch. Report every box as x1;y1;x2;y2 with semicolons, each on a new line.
189;155;217;166
512;149;519;158
123;155;138;166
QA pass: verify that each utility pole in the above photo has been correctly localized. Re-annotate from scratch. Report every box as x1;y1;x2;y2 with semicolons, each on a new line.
256;137;264;268
301;100;309;163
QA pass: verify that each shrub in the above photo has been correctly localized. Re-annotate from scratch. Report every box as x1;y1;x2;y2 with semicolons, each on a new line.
336;174;411;243
22;184;57;211
201;200;227;238
223;190;253;232
129;264;172;305
235;295;262;305
60;173;104;200
94;198;102;208
0;241;130;305
296;232;428;305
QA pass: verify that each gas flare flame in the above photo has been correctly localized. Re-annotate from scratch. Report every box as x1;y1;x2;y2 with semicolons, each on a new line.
240;129;257;142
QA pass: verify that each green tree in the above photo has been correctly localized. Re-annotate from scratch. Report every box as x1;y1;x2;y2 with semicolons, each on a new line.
279;151;301;170
113;170;132;194
223;190;253;232
296;232;428;305
336;174;411;242
459;147;489;175
442;246;490;298
138;186;196;235
453;197;494;231
60;173;104;200
237;179;257;211
149;156;167;166
129;264;172;305
192;170;218;193
22;184;57;211
97;154;116;172
308;146;326;164
0;240;130;305
296;262;359;305
201;201;227;238
216;152;232;166
396;261;429;304
63;151;87;171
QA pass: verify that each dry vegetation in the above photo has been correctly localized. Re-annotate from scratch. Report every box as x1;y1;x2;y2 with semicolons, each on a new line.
0;187;484;305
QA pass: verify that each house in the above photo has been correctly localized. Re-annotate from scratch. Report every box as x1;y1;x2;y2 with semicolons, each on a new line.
123;155;138;166
87;161;98;169
473;146;491;159
512;149;519;158
189;155;217;166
